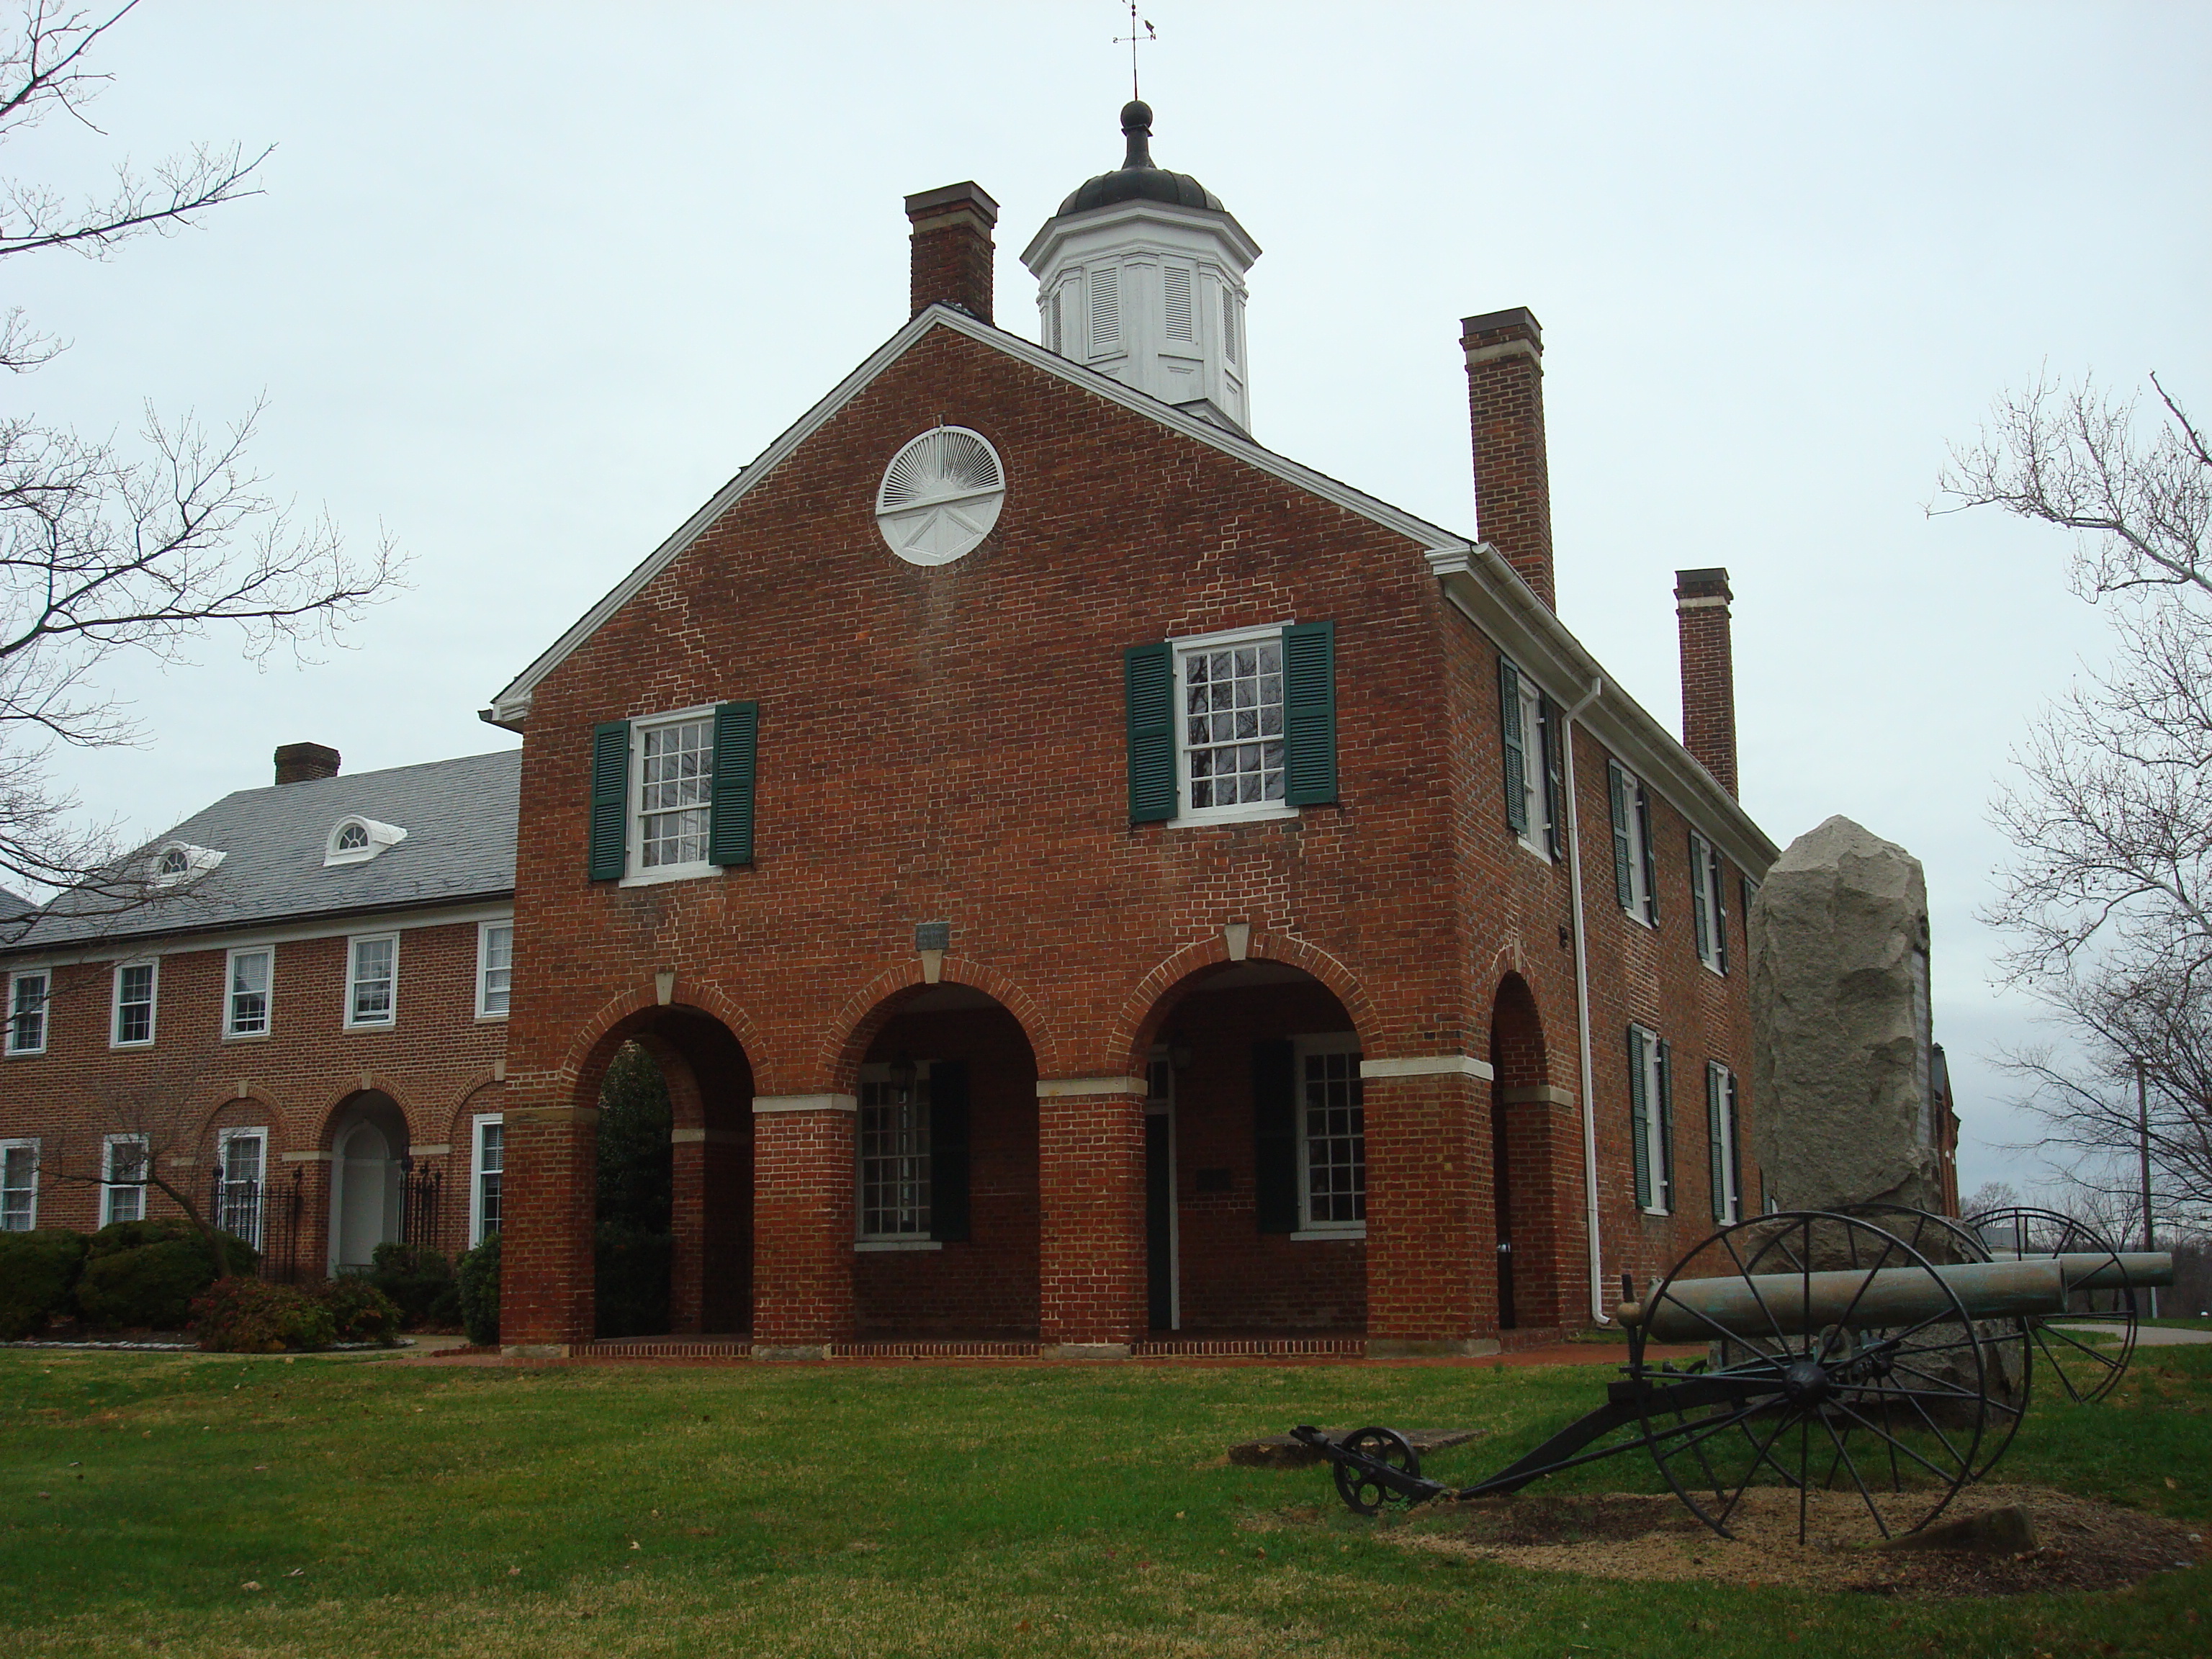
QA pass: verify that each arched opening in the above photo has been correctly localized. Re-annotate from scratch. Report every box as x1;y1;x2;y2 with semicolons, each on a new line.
1488;974;1558;1332
1134;960;1365;1336
327;1091;408;1275
850;983;1040;1339
581;1007;755;1339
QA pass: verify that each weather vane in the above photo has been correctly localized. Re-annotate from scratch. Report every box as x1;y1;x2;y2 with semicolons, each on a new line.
1113;2;1158;102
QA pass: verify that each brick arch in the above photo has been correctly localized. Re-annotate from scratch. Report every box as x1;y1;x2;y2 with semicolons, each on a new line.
1107;928;1381;1076
311;1075;421;1151
815;954;1064;1094
190;1089;285;1156
554;976;768;1104
439;1075;505;1152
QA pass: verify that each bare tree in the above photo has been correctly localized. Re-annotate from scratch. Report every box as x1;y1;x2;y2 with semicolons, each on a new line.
0;2;401;921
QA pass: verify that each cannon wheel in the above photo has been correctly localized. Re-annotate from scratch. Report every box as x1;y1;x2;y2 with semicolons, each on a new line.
1966;1205;2138;1403
1331;1427;1421;1516
1632;1211;1987;1543
1841;1202;2033;1481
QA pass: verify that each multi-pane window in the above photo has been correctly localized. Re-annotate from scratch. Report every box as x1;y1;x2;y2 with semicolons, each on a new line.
858;1066;931;1241
0;1139;36;1230
217;1130;265;1248
103;1135;148;1226
112;961;157;1047
638;718;714;869
1179;635;1285;814
346;935;397;1027
1297;1037;1365;1231
1629;1025;1673;1215
1689;833;1727;974
472;1114;503;1244
1499;656;1554;857
7;971;48;1055
1609;762;1658;926
225;948;271;1038
477;922;513;1017
1707;1062;1741;1224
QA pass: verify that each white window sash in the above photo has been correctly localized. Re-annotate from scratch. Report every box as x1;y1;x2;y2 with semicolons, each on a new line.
1637;1030;1669;1216
470;1112;504;1245
111;960;158;1048
1515;678;1550;854
215;1128;267;1248
1710;1063;1740;1224
1169;620;1297;826
6;971;48;1055
345;934;398;1028
476;922;513;1019
225;947;274;1038
103;1134;149;1226
856;1062;932;1242
0;1138;38;1231
1293;1033;1366;1236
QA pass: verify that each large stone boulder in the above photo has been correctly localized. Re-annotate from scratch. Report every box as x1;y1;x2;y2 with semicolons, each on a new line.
1749;816;1941;1213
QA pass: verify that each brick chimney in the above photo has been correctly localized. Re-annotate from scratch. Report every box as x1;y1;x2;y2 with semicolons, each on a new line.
905;181;999;324
1674;568;1738;796
274;742;341;786
1462;307;1555;608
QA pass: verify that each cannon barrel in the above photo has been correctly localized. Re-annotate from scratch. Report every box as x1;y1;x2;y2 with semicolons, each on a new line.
1618;1257;2068;1343
1982;1251;2175;1291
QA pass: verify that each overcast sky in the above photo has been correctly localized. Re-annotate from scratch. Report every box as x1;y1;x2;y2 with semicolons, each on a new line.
9;2;2208;1197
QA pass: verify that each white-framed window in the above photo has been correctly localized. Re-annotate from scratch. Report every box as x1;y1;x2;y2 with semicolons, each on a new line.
150;842;222;887
1175;622;1290;824
476;922;513;1019
1629;1024;1673;1215
1608;760;1658;926
102;1133;148;1226
470;1113;504;1245
111;960;158;1048
1706;1062;1741;1224
631;709;716;879
0;1138;37;1230
323;817;407;867
1498;656;1555;858
6;969;48;1056
1689;832;1727;974
1295;1033;1365;1237
215;1128;266;1249
857;1061;933;1246
225;947;273;1038
345;934;397;1028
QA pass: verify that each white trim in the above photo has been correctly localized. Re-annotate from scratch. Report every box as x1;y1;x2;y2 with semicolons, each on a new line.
1169;620;1296;827
150;842;224;887
343;932;399;1030
6;968;48;1056
1290;1227;1367;1243
102;1133;149;1226
475;920;513;1020
751;1093;858;1113
854;1238;941;1253
1035;1075;1147;1097
1708;1061;1741;1226
109;958;159;1048
0;902;514;976
222;945;274;1040
1359;1055;1496;1082
1691;832;1727;976
215;1126;268;1249
0;1136;40;1231
469;1112;504;1246
1632;1024;1669;1218
855;1059;934;1246
1294;1032;1366;1236
624;704;719;884
323;817;408;868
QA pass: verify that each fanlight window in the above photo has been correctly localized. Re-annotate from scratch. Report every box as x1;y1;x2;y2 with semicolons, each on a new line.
150;842;222;888
873;426;1005;567
324;817;407;867
336;823;369;851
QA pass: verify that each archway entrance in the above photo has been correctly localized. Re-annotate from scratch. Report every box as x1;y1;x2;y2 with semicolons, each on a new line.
850;983;1039;1339
1488;974;1558;1331
1135;961;1366;1336
327;1092;408;1274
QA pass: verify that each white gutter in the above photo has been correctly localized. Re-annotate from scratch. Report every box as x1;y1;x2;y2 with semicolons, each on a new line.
1560;675;1610;1325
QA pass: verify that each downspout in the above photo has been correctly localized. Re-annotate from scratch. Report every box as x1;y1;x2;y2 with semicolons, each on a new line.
1560;676;1609;1324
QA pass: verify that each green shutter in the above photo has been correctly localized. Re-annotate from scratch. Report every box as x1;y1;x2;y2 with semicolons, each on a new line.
1712;849;1730;974
1707;1064;1727;1222
1540;695;1565;860
1253;1039;1299;1233
1498;657;1527;836
1655;1039;1676;1213
588;721;630;881
1637;781;1660;927
1125;642;1175;824
708;701;757;867
1607;761;1635;911
1282;621;1337;806
928;1059;971;1243
1689;832;1711;964
1628;1027;1651;1211
1726;1070;1743;1220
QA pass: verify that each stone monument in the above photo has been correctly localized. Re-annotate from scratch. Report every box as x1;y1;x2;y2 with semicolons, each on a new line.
1748;816;1942;1213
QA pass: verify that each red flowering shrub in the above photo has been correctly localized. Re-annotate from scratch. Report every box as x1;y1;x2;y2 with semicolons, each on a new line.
191;1278;336;1352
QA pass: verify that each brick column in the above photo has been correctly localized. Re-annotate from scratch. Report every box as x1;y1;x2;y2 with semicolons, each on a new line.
668;1133;706;1334
1362;1064;1496;1355
501;1103;598;1354
750;1097;855;1356
1498;1083;1586;1331
1462;307;1555;609
1036;1077;1147;1354
701;1131;752;1334
905;181;999;323
1674;567;1737;796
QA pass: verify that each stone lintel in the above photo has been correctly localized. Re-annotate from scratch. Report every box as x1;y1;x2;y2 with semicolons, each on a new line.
1359;1055;1496;1082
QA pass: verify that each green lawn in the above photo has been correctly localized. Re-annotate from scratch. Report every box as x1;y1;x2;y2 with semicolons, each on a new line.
1;1345;2207;1658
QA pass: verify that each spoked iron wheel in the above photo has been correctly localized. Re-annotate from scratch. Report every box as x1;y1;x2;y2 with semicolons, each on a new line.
1841;1202;2032;1480
1331;1426;1421;1516
1967;1205;2137;1403
1629;1211;1987;1542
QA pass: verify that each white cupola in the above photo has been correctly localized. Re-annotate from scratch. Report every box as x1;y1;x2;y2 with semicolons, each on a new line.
1022;102;1262;435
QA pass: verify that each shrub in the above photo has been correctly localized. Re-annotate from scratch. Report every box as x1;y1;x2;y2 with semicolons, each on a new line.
315;1277;403;1344
0;1229;88;1339
457;1232;500;1346
367;1241;460;1329
192;1278;336;1352
76;1218;261;1331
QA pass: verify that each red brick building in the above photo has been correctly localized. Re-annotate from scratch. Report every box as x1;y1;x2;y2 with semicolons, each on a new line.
480;104;1776;1357
0;746;515;1278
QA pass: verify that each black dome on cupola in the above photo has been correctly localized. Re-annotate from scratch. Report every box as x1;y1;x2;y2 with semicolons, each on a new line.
1056;102;1226;215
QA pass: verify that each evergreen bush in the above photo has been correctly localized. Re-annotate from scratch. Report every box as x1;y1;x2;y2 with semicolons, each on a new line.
457;1232;500;1346
0;1229;88;1339
76;1219;261;1331
595;1041;673;1338
367;1242;460;1328
315;1277;404;1344
192;1278;336;1352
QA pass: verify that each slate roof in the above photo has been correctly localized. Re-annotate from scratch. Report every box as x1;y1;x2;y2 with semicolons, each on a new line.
3;749;518;955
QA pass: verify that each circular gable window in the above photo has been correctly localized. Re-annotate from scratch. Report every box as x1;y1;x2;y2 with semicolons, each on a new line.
874;426;1004;567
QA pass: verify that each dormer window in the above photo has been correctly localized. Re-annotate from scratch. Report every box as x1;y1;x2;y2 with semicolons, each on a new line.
150;842;223;888
324;817;407;867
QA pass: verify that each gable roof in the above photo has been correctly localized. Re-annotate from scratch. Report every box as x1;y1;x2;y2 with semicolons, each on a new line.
482;306;1777;876
3;749;519;956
